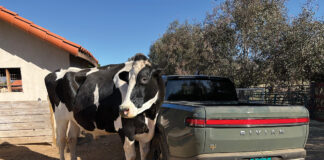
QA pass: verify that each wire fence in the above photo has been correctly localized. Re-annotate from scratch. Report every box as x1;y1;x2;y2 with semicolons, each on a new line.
236;85;310;105
237;83;324;121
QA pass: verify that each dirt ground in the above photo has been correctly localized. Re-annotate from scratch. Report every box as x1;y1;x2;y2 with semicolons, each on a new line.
305;120;324;160
0;133;127;160
0;120;323;160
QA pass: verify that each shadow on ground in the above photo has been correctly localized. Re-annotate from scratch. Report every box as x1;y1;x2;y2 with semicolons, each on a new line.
306;120;324;160
0;142;58;160
0;134;126;160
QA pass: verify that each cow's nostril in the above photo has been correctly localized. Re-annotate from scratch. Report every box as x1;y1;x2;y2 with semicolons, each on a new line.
120;108;130;116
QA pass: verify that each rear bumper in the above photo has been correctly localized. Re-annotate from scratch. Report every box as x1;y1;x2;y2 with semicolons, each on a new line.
169;148;306;160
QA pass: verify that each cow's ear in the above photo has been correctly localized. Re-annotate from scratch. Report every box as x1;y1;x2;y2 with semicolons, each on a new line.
119;71;129;83
152;68;163;76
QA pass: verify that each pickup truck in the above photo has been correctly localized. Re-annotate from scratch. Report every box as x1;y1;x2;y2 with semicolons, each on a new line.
150;75;309;160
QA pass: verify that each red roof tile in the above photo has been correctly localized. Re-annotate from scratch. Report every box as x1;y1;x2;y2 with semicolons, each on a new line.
0;6;98;66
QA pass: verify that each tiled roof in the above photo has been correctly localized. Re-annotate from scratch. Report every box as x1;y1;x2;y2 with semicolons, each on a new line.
0;6;98;66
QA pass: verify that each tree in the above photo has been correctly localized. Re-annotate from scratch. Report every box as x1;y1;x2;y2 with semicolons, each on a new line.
149;0;324;88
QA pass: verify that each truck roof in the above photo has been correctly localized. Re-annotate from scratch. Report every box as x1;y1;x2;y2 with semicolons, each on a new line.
163;75;231;81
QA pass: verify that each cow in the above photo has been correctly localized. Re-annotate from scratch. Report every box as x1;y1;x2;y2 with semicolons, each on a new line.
44;54;165;160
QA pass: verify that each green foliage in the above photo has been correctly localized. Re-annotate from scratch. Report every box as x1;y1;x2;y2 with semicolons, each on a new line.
149;0;324;87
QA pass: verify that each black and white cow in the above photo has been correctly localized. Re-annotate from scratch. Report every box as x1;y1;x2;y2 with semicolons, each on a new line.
45;54;165;160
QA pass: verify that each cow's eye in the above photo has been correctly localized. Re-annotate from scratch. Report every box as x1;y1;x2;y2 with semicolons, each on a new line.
141;76;149;84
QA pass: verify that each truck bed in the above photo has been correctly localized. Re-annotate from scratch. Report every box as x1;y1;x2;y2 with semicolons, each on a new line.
160;101;309;159
160;75;309;159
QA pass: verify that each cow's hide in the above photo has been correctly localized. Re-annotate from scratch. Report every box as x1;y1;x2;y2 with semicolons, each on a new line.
45;54;165;160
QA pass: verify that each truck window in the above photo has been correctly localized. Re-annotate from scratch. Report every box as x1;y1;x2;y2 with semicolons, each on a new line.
165;79;237;101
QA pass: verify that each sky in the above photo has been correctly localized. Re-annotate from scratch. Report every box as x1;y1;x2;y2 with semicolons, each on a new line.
0;0;323;65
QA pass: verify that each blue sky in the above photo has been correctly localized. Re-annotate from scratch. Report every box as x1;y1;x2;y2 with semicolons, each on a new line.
0;0;323;65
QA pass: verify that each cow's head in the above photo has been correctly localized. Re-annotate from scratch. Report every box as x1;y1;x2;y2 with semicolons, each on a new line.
119;54;164;118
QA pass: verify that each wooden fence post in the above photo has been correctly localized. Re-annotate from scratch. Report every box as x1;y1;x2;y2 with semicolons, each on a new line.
5;69;12;92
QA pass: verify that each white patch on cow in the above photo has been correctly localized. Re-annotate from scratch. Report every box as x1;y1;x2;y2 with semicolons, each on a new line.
137;116;154;159
93;84;100;108
134;114;158;143
123;137;136;160
113;61;133;101
134;115;158;160
55;102;74;121
55;67;81;81
86;67;99;76
114;115;122;131
137;91;159;115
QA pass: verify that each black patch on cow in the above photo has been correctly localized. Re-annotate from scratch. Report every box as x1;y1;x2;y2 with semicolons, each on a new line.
118;129;126;144
75;68;90;84
144;72;165;120
130;53;148;61
73;64;126;132
129;65;165;120
120;114;149;141
96;85;122;132
130;66;159;110
118;71;129;83
56;69;90;111
44;72;60;112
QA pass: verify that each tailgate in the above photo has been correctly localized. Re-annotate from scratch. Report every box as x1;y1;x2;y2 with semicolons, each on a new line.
203;105;309;153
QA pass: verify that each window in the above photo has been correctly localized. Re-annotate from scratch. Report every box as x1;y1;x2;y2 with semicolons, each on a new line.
0;68;23;93
165;79;237;101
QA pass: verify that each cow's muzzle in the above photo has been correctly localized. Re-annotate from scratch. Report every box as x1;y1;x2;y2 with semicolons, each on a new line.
120;107;130;117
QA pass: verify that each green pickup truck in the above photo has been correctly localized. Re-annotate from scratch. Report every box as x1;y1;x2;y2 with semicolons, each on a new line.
151;75;309;160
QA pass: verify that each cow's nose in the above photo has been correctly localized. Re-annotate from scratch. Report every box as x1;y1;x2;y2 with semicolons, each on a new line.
120;107;130;116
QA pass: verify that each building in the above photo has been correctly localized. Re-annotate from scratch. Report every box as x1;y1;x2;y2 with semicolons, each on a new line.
0;6;98;144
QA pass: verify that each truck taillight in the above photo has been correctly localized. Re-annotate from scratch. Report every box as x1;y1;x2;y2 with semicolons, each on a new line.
186;117;309;127
185;118;205;127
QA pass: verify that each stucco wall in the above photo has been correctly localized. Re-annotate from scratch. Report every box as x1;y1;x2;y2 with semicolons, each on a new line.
0;20;70;101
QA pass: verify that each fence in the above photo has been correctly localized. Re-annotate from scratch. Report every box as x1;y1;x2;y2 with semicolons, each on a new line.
237;83;324;121
0;101;52;144
236;85;310;105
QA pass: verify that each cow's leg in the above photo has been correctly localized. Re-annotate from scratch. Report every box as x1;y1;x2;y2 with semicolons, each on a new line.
139;141;150;160
123;137;136;160
67;120;80;160
56;119;69;160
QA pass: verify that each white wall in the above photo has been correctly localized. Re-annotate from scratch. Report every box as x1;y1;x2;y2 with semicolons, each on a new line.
0;20;70;101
